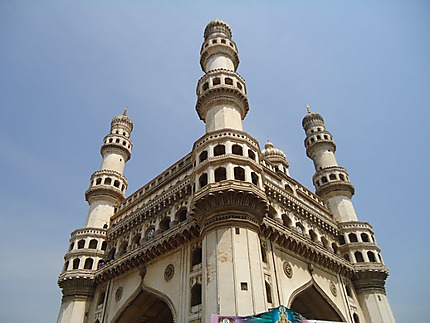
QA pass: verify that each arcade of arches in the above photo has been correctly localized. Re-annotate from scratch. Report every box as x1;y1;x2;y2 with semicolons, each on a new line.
115;290;173;323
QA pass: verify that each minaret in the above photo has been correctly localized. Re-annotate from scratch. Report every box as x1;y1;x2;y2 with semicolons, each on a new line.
56;110;133;323
196;19;248;133
302;106;356;222
191;20;268;320
302;107;395;323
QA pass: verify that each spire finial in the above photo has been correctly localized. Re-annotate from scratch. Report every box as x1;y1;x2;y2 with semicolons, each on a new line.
306;105;311;114
123;107;127;116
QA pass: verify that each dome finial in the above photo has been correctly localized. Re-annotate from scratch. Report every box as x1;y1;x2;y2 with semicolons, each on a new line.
123;106;128;116
306;105;311;114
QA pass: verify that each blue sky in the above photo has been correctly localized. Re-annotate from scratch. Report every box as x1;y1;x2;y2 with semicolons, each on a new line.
0;1;428;322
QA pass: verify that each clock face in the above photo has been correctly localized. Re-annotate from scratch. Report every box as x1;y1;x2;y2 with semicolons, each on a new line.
147;228;155;239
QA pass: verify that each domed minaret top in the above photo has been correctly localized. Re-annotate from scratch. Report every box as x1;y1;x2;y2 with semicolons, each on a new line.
204;19;232;40
200;19;240;73
261;139;290;175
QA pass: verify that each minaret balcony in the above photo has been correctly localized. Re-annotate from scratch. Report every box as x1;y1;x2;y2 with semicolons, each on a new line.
313;166;355;198
196;70;249;121
305;136;336;158
200;38;239;72
85;170;127;203
101;134;132;161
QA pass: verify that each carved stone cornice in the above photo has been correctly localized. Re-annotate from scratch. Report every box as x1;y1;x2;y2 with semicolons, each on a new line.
264;183;338;235
352;263;389;292
190;180;268;231
193;128;260;151
108;183;192;240
58;271;96;298
95;219;200;283
260;218;354;277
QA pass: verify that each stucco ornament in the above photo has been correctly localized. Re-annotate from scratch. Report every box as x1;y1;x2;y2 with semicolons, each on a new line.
164;264;175;281
115;287;123;301
330;281;337;297
283;261;293;278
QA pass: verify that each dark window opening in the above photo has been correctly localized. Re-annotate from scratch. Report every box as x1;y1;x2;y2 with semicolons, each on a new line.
191;283;202;307
84;258;94;270
361;233;369;242
77;239;85;249
215;167;226;182
192;247;202;266
248;149;255;160
212;77;221;86
232;144;243;155
214;144;225;156
199;151;208;162
89;239;98;249
265;281;273;304
349;233;358;243
73;258;80;269
199;173;208;188
367;251;376;262
355;251;364;263
251;172;259;185
234;166;245;181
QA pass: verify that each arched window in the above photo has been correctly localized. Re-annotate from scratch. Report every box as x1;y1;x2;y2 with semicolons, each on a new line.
344;254;350;262
265;281;273;304
332;242;339;254
84;258;94;270
190;283;202;307
132;234;141;247
329;174;337;180
339;235;346;245
212;77;221;86
63;261;69;272
104;177;112;185
77;239;85;249
225;77;233;85
339;173;345;181
251;172;259;185
97;259;105;268
355;251;364;263
89;239;98;249
234;166;245;181
101;241;107;251
202;82;209;91
159;217;170;232
177;208;187;222
199;151;208;162
215;167;226;182
199;173;208;188
367;251;376;262
69;242;74;251
118;242;128;256
349;233;358;243
213;144;225;156
361;233;370;242
309;230;318;243
321;176;328;183
73;258;80;269
232;144;243;155
321;236;329;249
284;185;294;194
248;149;255;160
282;214;292;227
192;247;202;266
114;180;120;188
96;178;102;185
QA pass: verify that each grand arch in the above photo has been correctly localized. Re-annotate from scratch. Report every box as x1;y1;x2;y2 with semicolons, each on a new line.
288;281;345;322
112;288;175;323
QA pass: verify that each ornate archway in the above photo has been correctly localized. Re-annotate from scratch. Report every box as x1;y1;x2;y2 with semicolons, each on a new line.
289;283;344;321
114;289;174;323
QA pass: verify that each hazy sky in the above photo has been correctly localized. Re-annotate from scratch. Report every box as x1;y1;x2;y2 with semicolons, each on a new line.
0;1;428;322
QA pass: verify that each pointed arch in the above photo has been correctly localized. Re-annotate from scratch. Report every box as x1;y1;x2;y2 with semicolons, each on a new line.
288;280;345;322
112;282;176;323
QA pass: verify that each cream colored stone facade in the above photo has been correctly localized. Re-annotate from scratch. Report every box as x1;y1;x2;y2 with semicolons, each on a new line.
57;20;395;323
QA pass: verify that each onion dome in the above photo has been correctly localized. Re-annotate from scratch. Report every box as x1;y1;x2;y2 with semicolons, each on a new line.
204;19;232;40
111;108;133;132
261;139;289;166
302;105;324;130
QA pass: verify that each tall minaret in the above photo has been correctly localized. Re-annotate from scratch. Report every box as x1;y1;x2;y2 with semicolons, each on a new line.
302;107;395;323
302;106;356;222
191;20;268;321
56;110;133;323
195;19;248;133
